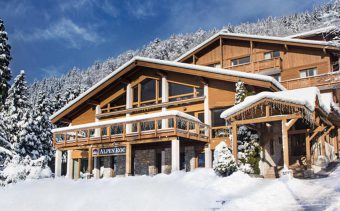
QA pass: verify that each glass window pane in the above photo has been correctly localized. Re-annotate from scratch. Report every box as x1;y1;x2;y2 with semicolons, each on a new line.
231;59;238;66
198;112;204;123
196;87;204;97
239;56;250;64
158;79;162;98
273;51;280;58
110;94;126;107
141;78;156;101
264;52;272;60
300;70;307;78
214;63;221;68
212;108;226;127
133;86;138;102
169;82;193;96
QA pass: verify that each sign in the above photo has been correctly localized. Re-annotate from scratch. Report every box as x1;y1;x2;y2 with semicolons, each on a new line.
92;146;126;156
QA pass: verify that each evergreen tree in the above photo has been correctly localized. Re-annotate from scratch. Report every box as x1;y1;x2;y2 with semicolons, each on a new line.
0;19;11;106
0;111;12;168
4;70;29;155
235;80;247;105
33;91;53;160
213;141;237;177
234;81;261;174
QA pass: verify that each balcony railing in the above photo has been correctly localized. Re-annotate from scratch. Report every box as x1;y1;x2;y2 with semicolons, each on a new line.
281;71;340;90
53;114;210;148
225;57;282;73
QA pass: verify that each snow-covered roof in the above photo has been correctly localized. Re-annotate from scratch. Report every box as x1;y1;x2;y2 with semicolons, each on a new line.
50;56;285;121
220;87;332;119
175;30;337;62
52;110;201;133
286;26;337;39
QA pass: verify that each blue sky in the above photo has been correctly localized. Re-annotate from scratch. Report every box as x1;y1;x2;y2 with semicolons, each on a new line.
0;0;326;82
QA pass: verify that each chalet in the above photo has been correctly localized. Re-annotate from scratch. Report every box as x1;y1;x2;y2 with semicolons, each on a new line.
51;28;340;179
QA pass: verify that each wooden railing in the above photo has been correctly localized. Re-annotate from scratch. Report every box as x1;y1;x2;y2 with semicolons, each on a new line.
281;71;340;90
225;57;282;73
53;115;210;148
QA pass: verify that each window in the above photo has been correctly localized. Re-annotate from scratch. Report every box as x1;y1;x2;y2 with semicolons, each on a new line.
212;108;226;127
141;78;156;102
169;82;197;102
270;73;281;82
300;67;317;78
208;63;221;68
264;51;280;60
231;56;250;66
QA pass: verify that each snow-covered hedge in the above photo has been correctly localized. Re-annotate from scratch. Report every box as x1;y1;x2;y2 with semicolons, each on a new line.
0;155;51;186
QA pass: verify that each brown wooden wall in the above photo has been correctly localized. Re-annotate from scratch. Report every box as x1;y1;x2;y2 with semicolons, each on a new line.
184;38;334;81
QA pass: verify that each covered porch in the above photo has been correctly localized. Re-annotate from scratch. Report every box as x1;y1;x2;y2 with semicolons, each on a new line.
52;110;213;179
221;88;340;178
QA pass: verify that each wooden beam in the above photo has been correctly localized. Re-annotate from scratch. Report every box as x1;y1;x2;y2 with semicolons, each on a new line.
156;70;167;77
60;117;72;124
265;104;270;117
285;118;298;130
125;142;132;176
232;122;238;164
281;119;289;169
86;99;100;106
234;113;302;125
88;147;93;175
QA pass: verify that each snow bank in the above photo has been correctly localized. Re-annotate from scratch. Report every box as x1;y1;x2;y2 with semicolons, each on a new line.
52;110;201;133
220;87;330;119
1;166;340;211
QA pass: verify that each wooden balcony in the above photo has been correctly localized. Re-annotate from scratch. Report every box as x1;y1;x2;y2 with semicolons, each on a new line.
53;113;210;149
225;57;282;73
281;71;340;90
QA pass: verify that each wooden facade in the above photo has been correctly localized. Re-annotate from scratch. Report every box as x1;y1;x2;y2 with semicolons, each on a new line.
51;30;340;179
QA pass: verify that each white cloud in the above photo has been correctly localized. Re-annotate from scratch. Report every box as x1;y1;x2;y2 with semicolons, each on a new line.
125;0;156;19
14;18;104;48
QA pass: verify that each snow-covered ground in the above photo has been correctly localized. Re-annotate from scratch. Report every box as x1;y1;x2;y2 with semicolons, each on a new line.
1;166;340;211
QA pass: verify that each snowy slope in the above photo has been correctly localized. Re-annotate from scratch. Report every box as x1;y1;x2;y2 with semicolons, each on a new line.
1;165;340;211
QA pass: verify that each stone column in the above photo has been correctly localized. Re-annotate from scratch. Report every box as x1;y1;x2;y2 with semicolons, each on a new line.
171;139;180;172
204;83;211;136
126;83;133;133
205;146;212;168
55;149;62;177
93;157;100;179
161;76;169;129
66;150;73;179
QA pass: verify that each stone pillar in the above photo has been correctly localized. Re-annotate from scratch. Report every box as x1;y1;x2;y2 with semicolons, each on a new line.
161;76;169;129
55;149;62;177
66;150;73;179
171;139;180;172
204;83;211;136
161;148;171;174
93;157;100;179
126;83;133;133
95;105;101;137
205;146;212;168
125;143;132;176
103;157;114;178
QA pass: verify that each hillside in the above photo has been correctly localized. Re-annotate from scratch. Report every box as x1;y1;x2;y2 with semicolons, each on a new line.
29;1;340;114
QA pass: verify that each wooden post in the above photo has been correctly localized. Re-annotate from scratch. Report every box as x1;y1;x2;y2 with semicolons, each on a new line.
88;147;93;176
125;143;132;176
282;119;289;169
232;122;238;163
306;130;312;169
250;40;254;72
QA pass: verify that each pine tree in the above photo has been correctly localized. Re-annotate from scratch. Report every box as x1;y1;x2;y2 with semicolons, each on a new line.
213;142;237;177
234;81;261;174
0;19;11;106
0;111;12;168
4;70;29;155
33;91;53;160
235;80;247;105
